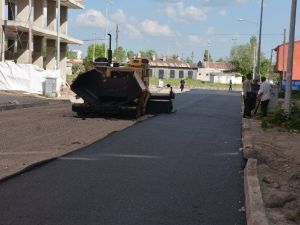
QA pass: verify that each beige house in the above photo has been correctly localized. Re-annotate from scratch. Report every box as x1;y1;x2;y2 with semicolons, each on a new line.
197;61;242;84
0;0;83;78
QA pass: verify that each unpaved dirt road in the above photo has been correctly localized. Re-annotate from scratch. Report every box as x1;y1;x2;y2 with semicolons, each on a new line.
0;103;135;180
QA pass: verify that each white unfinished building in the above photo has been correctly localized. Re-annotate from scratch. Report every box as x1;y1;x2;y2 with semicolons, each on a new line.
0;0;83;78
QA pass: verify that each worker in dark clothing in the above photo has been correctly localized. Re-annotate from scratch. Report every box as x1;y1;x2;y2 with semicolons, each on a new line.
229;80;232;91
243;74;252;118
180;79;185;92
249;78;260;111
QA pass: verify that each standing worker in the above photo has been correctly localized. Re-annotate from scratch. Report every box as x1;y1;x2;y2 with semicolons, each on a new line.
243;74;252;118
250;78;260;112
180;79;185;92
257;76;271;117
229;79;232;91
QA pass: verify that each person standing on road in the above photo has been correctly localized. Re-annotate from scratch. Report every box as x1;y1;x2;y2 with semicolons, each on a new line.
243;74;252;118
229;79;232;91
257;76;271;117
180;79;185;92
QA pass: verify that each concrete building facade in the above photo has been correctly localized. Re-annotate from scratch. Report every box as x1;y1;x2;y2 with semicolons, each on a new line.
148;57;198;80
275;40;300;80
0;0;83;79
196;61;241;84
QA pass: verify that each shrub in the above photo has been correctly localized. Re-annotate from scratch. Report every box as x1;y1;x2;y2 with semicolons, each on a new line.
72;64;85;76
261;105;300;132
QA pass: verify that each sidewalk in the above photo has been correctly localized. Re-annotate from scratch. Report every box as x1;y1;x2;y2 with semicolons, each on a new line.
0;90;70;111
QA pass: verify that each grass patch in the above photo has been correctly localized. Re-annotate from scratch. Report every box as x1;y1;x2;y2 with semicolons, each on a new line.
278;90;300;100
260;105;300;132
66;74;78;85
149;77;242;90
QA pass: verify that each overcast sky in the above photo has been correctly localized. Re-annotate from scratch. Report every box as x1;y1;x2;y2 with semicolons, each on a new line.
68;0;300;62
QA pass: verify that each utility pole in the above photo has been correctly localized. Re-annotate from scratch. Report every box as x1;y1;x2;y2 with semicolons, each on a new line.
252;39;257;79
28;0;32;64
56;0;61;70
268;48;274;81
116;24;119;62
191;51;194;63
104;0;112;58
282;29;286;80
255;0;264;80
92;33;96;62
284;0;298;115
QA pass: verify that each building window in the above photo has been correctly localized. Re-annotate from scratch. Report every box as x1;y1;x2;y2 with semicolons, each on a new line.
179;70;184;79
170;70;175;79
188;71;193;79
148;69;152;77
159;69;164;79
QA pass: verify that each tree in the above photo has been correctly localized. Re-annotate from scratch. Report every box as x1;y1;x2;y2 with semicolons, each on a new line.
67;50;77;60
185;57;193;64
260;58;271;76
230;44;253;75
230;36;270;77
84;43;106;69
113;46;126;63
171;54;178;60
127;50;135;60
203;49;212;62
144;49;157;58
138;49;157;59
139;51;146;57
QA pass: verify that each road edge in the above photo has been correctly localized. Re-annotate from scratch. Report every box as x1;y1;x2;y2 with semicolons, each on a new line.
0;99;70;111
242;118;269;225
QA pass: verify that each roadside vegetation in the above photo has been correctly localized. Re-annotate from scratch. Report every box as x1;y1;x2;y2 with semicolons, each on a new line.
261;91;300;132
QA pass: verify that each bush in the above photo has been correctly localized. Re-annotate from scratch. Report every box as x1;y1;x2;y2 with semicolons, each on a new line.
72;64;85;76
278;90;300;100
261;105;300;131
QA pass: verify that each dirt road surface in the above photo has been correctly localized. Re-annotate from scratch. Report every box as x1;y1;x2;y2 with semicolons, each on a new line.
0;103;135;180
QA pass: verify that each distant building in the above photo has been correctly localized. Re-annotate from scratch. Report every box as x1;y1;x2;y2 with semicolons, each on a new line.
148;56;197;80
197;61;241;84
274;40;300;90
0;0;84;79
274;40;300;80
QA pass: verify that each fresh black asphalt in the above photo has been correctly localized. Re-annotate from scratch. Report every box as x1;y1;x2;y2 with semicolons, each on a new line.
0;89;245;225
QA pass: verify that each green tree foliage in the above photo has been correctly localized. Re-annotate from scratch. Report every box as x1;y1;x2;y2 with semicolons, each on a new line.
85;43;106;62
84;43;106;70
203;49;212;62
216;58;225;62
230;36;270;76
138;49;157;58
127;50;135;60
230;44;253;75
67;50;77;60
113;46;126;63
72;64;85;76
260;58;270;76
171;54;178;60
145;49;157;58
185;57;193;64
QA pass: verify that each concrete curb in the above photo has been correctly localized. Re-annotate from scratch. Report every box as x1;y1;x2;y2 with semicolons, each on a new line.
244;159;269;225
0;99;70;111
242;118;269;225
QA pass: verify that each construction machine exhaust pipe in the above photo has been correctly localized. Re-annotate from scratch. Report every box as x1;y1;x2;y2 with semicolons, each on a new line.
107;33;112;66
